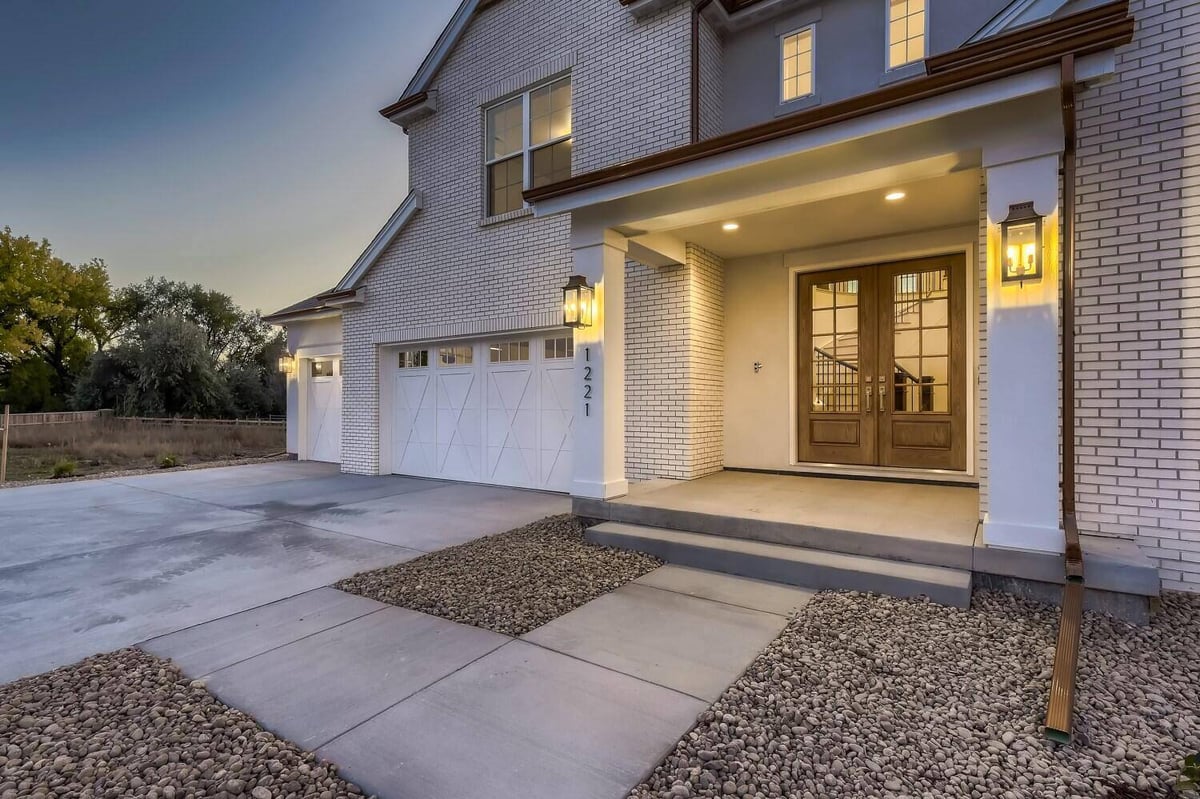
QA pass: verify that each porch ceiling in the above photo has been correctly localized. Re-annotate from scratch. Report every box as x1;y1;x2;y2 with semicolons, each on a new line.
663;169;982;259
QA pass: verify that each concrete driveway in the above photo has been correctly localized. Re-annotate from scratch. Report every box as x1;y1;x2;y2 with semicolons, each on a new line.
0;461;568;685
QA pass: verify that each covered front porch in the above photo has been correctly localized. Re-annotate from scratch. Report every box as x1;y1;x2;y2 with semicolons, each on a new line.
537;50;1108;562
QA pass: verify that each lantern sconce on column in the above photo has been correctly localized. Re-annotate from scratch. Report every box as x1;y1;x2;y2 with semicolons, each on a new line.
277;353;296;374
561;275;595;328
1001;201;1044;285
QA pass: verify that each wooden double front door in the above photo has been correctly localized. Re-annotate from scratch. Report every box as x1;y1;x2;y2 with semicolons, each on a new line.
798;254;967;471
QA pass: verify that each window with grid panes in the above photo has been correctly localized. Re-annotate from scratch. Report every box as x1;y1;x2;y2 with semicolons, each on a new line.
485;76;572;216
887;0;926;69
781;28;814;102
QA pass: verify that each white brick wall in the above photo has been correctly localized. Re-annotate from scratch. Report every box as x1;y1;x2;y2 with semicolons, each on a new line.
625;244;725;480
1074;0;1200;591
686;243;726;475
340;0;694;476
697;14;724;140
977;172;989;516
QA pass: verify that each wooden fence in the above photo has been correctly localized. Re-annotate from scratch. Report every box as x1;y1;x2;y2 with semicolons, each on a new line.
121;417;285;428
3;410;284;429
6;409;114;427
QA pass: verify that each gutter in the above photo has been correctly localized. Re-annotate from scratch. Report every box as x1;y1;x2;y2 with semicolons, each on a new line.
1044;52;1085;745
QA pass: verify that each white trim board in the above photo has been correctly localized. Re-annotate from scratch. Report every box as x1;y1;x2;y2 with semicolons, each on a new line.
334;191;423;292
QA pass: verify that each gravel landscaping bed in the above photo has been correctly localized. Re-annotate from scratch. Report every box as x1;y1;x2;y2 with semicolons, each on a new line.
631;590;1200;799
336;514;662;636
0;649;369;799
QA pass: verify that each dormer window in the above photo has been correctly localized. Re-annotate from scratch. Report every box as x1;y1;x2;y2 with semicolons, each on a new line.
485;75;572;217
887;0;926;69
781;28;814;103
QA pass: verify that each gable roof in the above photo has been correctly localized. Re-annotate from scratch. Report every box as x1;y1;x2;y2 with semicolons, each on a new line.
264;190;423;324
967;0;1098;42
379;0;499;123
263;288;361;324
333;190;424;292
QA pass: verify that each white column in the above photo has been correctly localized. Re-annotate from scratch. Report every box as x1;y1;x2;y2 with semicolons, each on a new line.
571;227;628;499
983;153;1064;553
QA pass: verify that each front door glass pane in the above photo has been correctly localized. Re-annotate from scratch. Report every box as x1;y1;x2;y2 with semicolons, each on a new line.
892;269;949;413
811;279;859;413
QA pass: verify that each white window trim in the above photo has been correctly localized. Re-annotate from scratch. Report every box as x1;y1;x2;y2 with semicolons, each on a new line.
779;26;816;105
483;75;572;217
885;0;929;72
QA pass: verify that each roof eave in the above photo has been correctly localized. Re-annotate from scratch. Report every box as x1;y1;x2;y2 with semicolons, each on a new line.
524;0;1133;206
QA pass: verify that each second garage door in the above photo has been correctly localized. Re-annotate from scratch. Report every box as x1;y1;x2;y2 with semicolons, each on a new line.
389;334;575;492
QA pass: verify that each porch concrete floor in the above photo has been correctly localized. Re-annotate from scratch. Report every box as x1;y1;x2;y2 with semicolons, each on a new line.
613;471;980;546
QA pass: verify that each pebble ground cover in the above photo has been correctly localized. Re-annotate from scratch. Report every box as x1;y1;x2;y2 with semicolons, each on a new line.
0;649;368;799
631;590;1200;799
336;514;662;636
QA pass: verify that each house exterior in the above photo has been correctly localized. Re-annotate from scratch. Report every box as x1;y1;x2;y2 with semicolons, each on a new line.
266;0;1200;596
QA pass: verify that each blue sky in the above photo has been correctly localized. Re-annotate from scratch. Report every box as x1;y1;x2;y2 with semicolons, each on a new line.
0;0;450;313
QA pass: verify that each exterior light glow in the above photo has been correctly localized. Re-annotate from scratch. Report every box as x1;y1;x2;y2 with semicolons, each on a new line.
1000;201;1044;285
885;191;906;201
561;275;594;328
722;222;740;232
277;353;296;374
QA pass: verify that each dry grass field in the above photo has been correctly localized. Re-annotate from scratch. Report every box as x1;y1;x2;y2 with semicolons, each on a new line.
2;417;286;482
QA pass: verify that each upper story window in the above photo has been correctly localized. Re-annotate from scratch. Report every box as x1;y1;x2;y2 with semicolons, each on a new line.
485;75;573;217
781;28;814;103
887;0;926;69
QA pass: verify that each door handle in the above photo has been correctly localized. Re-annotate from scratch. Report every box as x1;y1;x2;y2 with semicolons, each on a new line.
879;384;887;412
865;387;872;413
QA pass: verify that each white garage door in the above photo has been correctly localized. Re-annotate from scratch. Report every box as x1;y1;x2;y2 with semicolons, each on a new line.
389;335;574;492
306;358;342;463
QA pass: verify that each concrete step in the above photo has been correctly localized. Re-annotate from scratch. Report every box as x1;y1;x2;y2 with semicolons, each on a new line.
587;522;973;609
574;495;977;570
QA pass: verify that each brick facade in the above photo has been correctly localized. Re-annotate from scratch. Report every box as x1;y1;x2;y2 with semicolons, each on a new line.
697;13;725;140
625;245;725;480
340;0;693;475
1073;0;1200;590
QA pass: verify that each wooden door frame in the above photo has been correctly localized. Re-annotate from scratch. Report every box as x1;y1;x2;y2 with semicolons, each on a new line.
791;248;974;474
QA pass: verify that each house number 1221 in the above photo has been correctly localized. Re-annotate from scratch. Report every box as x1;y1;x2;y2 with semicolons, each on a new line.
583;347;592;417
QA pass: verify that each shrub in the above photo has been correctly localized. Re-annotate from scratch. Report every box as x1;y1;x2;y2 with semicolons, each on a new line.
157;453;182;469
51;459;77;479
1180;754;1199;796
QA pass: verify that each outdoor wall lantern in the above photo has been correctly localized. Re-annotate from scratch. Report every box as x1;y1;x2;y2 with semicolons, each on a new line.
562;275;595;328
277;353;296;374
1001;201;1044;285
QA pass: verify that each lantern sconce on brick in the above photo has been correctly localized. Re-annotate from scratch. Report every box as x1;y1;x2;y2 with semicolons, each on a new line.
561;274;595;328
1001;201;1044;285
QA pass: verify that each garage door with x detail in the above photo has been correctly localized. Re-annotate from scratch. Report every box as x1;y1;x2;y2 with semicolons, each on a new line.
486;367;539;488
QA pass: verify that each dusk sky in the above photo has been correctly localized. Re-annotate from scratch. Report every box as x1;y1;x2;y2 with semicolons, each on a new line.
0;1;450;314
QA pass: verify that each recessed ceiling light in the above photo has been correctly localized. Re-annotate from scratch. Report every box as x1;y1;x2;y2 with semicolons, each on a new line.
722;222;740;232
885;191;907;202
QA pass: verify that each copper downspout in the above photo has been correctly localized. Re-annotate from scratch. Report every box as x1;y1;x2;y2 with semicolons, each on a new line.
1045;53;1086;745
691;0;714;144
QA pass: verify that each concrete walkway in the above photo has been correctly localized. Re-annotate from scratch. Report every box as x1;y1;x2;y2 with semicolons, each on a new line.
143;565;814;799
0;461;567;684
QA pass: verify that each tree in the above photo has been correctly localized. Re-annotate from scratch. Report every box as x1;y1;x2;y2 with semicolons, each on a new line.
128;316;229;417
109;278;246;360
0;227;112;402
1;228;52;363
